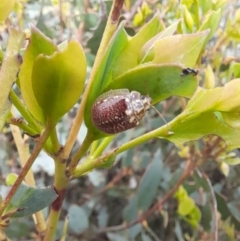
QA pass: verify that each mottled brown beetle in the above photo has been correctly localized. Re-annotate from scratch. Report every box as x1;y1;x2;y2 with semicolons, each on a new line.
91;89;152;134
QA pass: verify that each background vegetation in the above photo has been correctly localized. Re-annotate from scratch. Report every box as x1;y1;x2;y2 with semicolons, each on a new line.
1;0;240;240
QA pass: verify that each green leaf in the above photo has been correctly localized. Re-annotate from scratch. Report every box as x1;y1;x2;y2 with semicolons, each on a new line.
216;192;240;230
123;196;138;222
0;28;25;124
151;30;210;67
164;79;240;149
5;184;57;218
199;0;212;15
166;112;240;149
233;62;240;78
32;40;86;127
183;206;201;228
84;24;128;137
68;204;89;235
19;27;57;125
86;19;107;55
106;64;198;104
140;20;181;63
201;204;212;231
112;15;165;79
222;156;240;166
137;150;163;211
0;0;15;21
177;197;195;216
187;79;240;113
198;9;221;48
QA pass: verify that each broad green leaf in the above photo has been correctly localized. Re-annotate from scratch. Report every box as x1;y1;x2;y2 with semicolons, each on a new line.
137;150;163;211
162;79;240;148
112;15;164;79
19;27;57;125
84;24;128;137
187;79;240;113
5;184;57;218
0;0;15;21
32;40;86;127
140;20;181;63
166;112;240;149
106;64;198;104
198;9;221;47
86;64;198;139
151;30;210;67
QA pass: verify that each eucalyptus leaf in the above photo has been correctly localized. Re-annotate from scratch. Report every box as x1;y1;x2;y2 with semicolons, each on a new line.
5;184;57;218
68;204;89;235
137;150;163;211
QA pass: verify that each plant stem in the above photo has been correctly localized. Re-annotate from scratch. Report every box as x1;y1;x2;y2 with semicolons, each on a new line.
10;125;46;233
49;128;61;154
89;140;99;155
67;131;94;175
0;125;52;216
72;112;188;178
62;0;124;160
44;156;69;241
91;136;115;158
9;89;42;131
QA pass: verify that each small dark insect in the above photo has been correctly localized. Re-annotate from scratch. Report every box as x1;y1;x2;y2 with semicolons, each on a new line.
91;89;152;134
181;67;198;76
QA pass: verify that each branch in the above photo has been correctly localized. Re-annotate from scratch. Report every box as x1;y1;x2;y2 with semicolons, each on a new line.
96;159;196;233
62;0;125;160
0;125;51;216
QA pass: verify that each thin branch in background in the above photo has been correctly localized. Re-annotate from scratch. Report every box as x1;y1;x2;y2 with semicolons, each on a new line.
202;172;218;241
10;125;46;234
96;159;197;233
94;168;132;196
142;220;162;241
